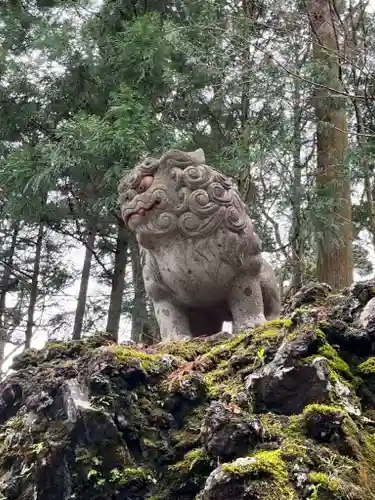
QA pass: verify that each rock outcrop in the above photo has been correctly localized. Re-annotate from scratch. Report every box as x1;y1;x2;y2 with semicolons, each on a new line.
1;281;375;499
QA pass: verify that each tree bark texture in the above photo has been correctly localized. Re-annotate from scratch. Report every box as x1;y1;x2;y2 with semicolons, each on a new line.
25;223;44;349
290;70;305;293
105;218;128;342
348;1;375;253
0;223;19;371
307;0;354;290
130;234;155;345
72;227;97;340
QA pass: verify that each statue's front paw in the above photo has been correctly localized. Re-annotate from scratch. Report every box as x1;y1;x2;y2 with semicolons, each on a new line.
233;314;266;334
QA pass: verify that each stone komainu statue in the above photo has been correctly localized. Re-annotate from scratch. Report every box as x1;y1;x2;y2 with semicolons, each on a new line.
118;149;281;341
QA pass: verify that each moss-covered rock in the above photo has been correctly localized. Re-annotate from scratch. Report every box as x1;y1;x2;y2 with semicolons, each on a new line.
200;401;263;460
358;357;375;375
2;282;375;498
197;449;294;500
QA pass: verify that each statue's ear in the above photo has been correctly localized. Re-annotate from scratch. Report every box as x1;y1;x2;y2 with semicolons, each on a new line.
188;148;205;164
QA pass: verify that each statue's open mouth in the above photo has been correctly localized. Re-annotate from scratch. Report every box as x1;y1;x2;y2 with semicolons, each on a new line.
127;200;160;223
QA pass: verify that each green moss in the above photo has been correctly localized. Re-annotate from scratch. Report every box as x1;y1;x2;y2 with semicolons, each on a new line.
169;447;208;473
44;341;67;351
109;466;153;484
155;338;205;361
253;319;293;342
204;320;291;360
222;449;286;479
317;344;353;381
166;445;214;495
261;327;281;339
302;404;362;459
258;414;310;464
309;471;340;488
280;437;307;461
188;320;293;382
304;337;354;385
302;404;344;418
259;413;284;440
308;471;344;498
316;328;326;343
203;331;249;361
1;415;24;432
358;357;375;375
222;449;293;498
164;320;296;403
262;318;293;329
284;414;305;438
282;405;345;444
108;345;163;373
204;361;239;398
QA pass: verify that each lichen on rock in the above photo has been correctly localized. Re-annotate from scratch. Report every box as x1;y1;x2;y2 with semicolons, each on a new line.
1;282;375;498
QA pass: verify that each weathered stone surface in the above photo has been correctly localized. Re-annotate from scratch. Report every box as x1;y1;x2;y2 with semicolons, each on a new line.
321;319;372;356
328;279;375;325
118;149;281;341
1;284;375;498
245;326;361;416
246;355;335;415
200;401;263;460
282;282;332;314
358;296;375;338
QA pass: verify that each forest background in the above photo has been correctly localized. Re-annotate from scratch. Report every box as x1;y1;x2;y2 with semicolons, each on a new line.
1;0;375;376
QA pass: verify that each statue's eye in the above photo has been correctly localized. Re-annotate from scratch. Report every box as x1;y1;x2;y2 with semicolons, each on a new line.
137;175;153;193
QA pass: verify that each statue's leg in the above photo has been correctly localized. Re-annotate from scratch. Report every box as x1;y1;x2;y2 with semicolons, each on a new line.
152;299;192;342
261;281;281;320
142;254;192;342
228;273;266;334
259;258;281;320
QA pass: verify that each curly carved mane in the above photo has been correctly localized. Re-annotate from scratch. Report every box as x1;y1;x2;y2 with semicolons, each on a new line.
118;150;255;240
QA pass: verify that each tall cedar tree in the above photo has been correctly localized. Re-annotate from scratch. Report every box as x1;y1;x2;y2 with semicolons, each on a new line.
0;224;20;368
105;218;129;341
72;227;97;340
307;0;354;290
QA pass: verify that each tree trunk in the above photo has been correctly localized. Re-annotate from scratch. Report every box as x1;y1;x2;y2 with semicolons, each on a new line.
348;1;375;252
72;226;97;340
0;223;19;371
105;218;128;342
289;69;304;293
147;294;161;343
25;223;44;349
130;235;154;345
307;0;354;290
353;100;375;251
